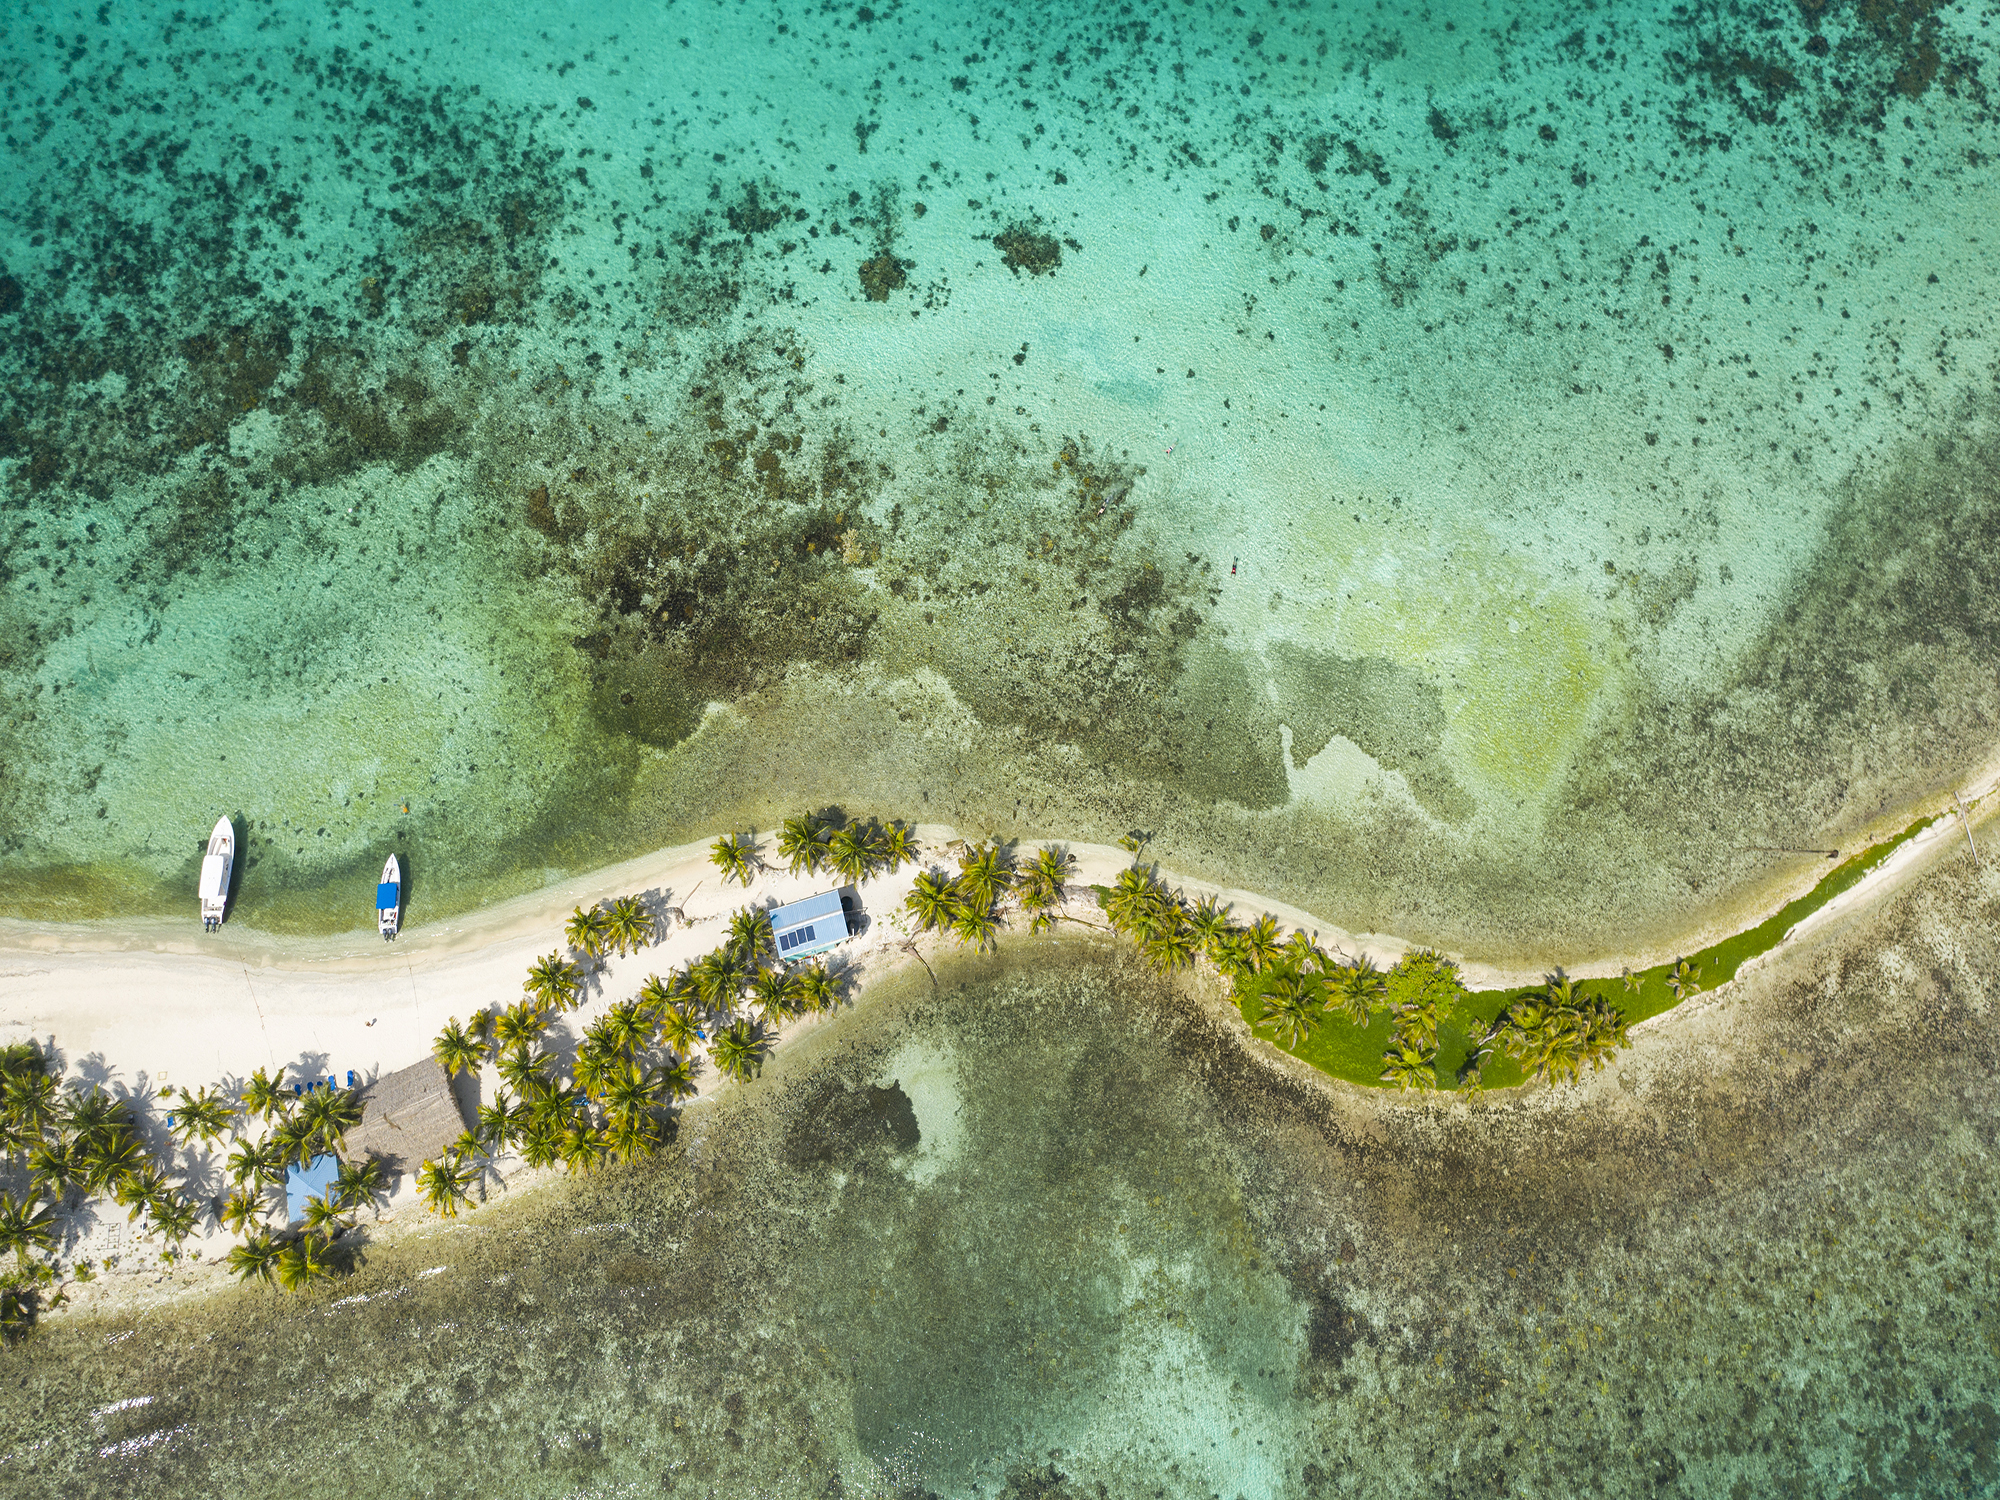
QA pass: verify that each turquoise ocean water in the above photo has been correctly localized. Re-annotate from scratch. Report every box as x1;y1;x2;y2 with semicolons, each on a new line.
3;0;1999;1492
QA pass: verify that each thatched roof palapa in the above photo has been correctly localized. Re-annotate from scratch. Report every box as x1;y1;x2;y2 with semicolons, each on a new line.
344;1055;469;1174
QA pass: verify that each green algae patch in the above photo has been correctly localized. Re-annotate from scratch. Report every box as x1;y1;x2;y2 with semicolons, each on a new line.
1235;812;1941;1091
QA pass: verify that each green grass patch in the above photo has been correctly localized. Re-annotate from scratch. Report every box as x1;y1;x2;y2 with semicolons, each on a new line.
1195;814;1939;1091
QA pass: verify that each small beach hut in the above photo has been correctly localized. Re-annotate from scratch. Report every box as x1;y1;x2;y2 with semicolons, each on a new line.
342;1055;470;1175
765;889;852;960
285;1153;341;1223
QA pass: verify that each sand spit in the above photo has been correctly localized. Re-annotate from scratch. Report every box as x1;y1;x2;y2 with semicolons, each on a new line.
2;780;1992;1321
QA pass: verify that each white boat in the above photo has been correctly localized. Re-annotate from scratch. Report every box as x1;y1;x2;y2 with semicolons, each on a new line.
377;854;401;941
198;817;233;931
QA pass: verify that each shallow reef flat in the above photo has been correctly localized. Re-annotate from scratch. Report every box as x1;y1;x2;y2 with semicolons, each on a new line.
5;845;1999;1497
1;0;1998;958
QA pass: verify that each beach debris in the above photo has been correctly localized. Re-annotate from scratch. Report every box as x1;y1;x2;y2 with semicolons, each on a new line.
1953;791;1980;866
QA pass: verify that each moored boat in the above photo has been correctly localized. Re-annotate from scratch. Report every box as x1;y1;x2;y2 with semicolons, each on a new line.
199;817;233;931
377;854;402;940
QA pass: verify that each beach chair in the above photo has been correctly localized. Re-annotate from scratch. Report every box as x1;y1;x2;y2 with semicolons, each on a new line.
346;1069;358;1089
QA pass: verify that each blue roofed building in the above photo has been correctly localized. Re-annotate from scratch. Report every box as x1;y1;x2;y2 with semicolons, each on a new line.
286;1153;342;1224
766;889;851;960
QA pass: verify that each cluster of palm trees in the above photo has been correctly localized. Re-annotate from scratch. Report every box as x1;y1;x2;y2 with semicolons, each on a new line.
419;910;849;1217
710;811;923;891
1487;971;1632;1086
903;842;1071;949
562;893;657;962
217;1067;372;1290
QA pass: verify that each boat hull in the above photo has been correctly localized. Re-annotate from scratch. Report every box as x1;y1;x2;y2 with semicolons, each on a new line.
199;816;234;931
377;854;402;940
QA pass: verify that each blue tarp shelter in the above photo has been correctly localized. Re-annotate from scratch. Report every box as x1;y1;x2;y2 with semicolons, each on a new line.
766;890;849;959
286;1153;341;1223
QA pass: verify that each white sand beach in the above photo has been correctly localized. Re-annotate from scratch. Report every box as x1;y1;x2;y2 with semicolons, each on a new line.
2;781;1991;1318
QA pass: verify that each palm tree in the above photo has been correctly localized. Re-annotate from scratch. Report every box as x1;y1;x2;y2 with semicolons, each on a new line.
79;1128;144;1197
657;1054;696;1103
275;1232;337;1291
796;964;839;1016
1187;894;1233;953
904;871;960;933
573;1043;618;1101
497;1048;551;1098
777;814;829;875
1282;931;1327;973
726;906;776;967
492;1000;546;1058
709;1021;765;1083
167;1085;236;1150
1328;956;1387;1024
518;1123;563;1171
297;1087;362;1157
1142;917;1199;973
525;951;583;1010
1239;915;1283;974
604;1111;663;1164
564;903;612;959
601;998;651;1056
2;1068;58;1149
1259;973;1322;1049
333;1156;385;1211
826;825;874;883
1103;865;1166;932
0;1192;56;1266
658;1004;706;1056
1665;959;1703;1001
299;1193;348;1237
604;895;655;956
877;821;919;871
749;969;795;1027
270;1114;317;1170
26;1136;78;1202
554;1123;601;1175
113;1166;167;1224
1380;1041;1440;1092
955;843;1012;908
476;1093;524;1154
602;1059;666;1124
416;1157;476;1218
951;900;1003;953
690;950;746;1016
241;1066;285;1123
219;1186;263;1235
227;1231;282;1286
433;1018;482;1077
710;832;759;887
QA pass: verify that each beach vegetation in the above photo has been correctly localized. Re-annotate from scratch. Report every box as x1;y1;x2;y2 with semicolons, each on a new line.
476;1093;525;1153
709;1021;766;1082
564;903;612;959
226;1231;282;1287
710;832;760;887
416;1156;477;1218
904;871;960;933
219;1187;263;1234
951;898;1004;952
525;952;584;1010
796;963;840;1015
1665;959;1703;1001
0;1193;56;1267
691;950;747;1015
274;1232;338;1291
493;1000;547;1057
1239;915;1284;974
241;1066;286;1122
432;1018;483;1078
26;1136;79;1201
604;895;656;955
1018;846;1073;932
955;842;1014;909
726;906;776;966
658;1003;706;1055
1380;1040;1441;1091
299;1193;348;1237
1259;973;1322;1049
777;814;830;876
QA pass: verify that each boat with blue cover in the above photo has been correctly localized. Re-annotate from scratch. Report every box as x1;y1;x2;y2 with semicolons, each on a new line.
377;854;401;940
198;816;233;931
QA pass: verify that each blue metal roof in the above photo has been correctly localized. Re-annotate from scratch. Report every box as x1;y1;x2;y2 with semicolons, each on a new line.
767;890;848;959
285;1153;342;1223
